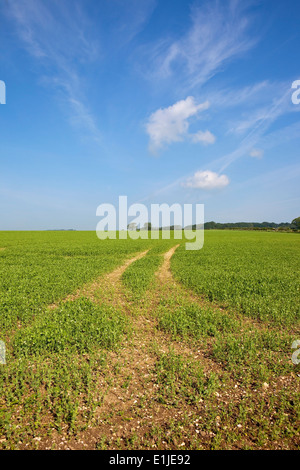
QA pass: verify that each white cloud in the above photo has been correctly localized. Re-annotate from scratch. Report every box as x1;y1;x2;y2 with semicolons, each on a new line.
184;170;229;190
249;148;264;159
146;96;210;152
190;130;216;145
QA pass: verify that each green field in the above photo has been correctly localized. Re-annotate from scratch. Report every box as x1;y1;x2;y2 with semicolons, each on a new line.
0;230;299;449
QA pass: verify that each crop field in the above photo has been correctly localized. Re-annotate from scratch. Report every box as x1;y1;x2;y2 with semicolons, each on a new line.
0;230;299;450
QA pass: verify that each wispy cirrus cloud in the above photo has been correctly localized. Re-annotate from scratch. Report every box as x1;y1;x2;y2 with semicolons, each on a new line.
5;0;99;62
227;82;293;136
259;121;300;150
5;0;102;142
146;96;212;152
214;88;294;172
107;0;156;47
141;0;258;91
206;81;271;110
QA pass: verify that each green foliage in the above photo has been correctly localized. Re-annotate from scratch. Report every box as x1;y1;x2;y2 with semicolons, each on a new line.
173;231;300;327
13;298;127;356
291;217;300;229
212;329;294;382
122;254;161;295
0;231;153;333
1;230;299;449
155;349;218;405
158;302;241;339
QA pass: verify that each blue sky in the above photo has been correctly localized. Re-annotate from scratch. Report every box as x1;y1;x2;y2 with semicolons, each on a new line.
0;0;299;229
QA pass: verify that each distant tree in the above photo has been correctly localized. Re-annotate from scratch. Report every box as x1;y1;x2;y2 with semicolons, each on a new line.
204;221;217;230
127;223;137;231
144;222;152;231
291;217;300;230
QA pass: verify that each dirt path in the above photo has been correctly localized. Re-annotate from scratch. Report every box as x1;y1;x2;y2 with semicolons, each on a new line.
156;244;180;282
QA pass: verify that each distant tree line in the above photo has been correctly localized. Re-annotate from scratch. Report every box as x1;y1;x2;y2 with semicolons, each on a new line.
196;219;300;231
127;218;300;232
